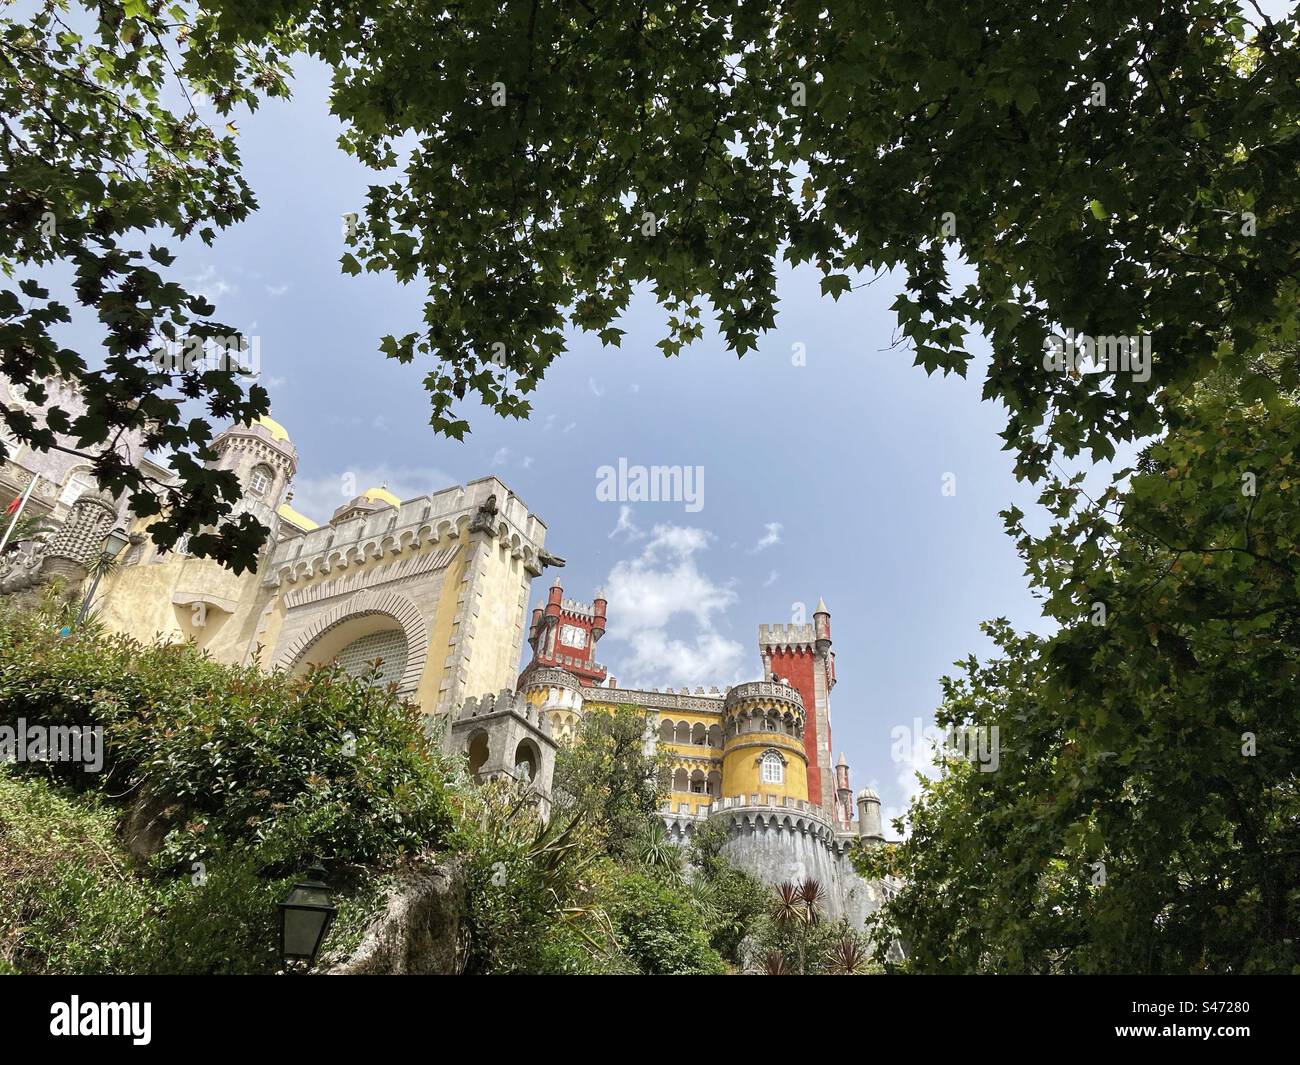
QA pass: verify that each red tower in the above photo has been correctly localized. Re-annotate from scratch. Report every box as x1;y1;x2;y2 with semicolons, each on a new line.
759;598;837;811
521;579;608;686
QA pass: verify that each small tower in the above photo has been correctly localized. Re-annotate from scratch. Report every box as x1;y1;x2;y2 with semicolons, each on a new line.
521;580;607;686
450;688;557;818
835;752;854;830
814;596;832;654
210;415;297;534
857;787;884;843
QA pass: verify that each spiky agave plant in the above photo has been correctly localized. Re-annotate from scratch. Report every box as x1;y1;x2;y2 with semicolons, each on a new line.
764;951;790;976
635;820;684;884
826;934;869;975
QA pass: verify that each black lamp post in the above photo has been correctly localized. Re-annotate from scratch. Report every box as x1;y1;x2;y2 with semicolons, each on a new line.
278;864;337;969
74;526;130;625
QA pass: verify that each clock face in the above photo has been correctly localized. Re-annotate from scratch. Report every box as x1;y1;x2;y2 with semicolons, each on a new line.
559;623;588;649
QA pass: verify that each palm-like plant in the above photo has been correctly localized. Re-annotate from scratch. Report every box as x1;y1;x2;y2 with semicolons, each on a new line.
763;951;789;976
826;934;869;975
767;878;827;975
635;820;684;884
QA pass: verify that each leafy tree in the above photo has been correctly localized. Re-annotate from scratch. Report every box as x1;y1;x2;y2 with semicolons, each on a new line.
685;817;769;964
8;2;1299;568
308;0;1299;474
551;703;671;860
1;0;292;571
601;865;726;975
860;373;1300;973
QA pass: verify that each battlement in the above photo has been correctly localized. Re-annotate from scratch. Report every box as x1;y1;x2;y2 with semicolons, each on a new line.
724;678;805;712
263;476;548;587
758;622;818;648
458;687;553;736
560;597;594;616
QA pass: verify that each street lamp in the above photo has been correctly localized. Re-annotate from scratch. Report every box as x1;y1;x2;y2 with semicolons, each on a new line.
278;864;337;969
74;526;130;626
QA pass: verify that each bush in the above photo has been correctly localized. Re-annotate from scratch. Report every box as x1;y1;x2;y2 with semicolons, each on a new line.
602;866;726;975
0;603;455;872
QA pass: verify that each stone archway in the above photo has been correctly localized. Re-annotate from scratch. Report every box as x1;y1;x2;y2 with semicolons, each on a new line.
272;588;428;695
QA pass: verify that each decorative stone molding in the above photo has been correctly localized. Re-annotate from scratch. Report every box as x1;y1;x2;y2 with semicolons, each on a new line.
271;587;429;694
39;491;117;585
723;679;805;712
281;544;460;609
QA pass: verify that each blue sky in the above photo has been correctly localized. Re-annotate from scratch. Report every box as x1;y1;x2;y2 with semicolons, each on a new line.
165;56;1060;829
77;0;1285;830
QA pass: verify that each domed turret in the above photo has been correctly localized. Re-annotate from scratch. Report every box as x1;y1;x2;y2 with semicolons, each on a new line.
211;413;298;532
330;482;401;524
856;786;884;842
721;680;809;804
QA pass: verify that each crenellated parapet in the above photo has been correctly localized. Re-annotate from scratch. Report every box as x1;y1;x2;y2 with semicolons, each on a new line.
458;687;553;736
723;679;805;714
757;623;818;653
262;477;548;588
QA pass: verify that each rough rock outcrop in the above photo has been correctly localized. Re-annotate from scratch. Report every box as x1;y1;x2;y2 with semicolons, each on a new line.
324;862;467;975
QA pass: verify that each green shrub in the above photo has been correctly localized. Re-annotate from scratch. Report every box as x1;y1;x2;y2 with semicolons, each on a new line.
0;771;158;974
602;865;726;975
0;604;454;872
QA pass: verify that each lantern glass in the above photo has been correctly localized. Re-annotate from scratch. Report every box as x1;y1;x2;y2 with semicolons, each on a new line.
278;867;336;966
103;527;130;557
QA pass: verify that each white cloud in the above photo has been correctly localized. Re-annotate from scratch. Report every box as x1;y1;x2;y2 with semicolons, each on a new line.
749;521;783;553
588;377;605;397
602;523;745;687
877;716;945;840
762;569;779;588
188;263;236;300
562;421;577;434
286;463;456;525
607;504;645;542
266;284;290;297
491;446;511;466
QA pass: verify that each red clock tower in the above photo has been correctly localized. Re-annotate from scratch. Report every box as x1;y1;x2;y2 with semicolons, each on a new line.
521;579;608;686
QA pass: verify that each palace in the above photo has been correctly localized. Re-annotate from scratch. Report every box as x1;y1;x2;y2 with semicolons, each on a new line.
0;392;895;927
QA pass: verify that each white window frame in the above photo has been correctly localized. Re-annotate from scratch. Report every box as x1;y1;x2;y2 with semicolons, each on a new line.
761;750;784;785
248;465;273;497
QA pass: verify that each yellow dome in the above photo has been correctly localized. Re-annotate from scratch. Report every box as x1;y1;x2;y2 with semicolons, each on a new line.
276;501;318;532
360;485;400;508
254;414;290;442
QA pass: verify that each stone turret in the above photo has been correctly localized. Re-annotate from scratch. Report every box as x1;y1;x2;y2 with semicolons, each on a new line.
39;490;118;587
210;415;297;535
450;687;557;818
835;751;854;830
856;787;884;843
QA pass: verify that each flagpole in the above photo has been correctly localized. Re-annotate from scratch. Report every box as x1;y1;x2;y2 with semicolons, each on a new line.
0;473;41;555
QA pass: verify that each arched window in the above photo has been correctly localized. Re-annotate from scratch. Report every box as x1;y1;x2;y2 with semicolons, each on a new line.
58;467;97;506
333;628;409;688
248;464;274;497
761;750;784;785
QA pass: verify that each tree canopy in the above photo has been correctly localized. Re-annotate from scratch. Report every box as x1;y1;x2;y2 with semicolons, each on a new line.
4;2;1298;564
859;361;1300;973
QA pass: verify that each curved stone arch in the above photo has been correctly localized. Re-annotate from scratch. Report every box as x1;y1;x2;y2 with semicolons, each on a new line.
273;588;428;694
